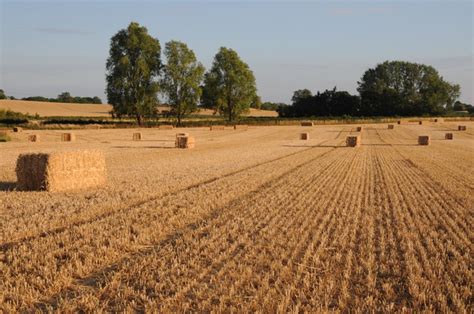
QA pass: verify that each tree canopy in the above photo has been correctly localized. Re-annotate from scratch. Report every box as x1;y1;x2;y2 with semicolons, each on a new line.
106;22;161;125
161;40;205;125
202;47;257;121
358;61;460;116
0;89;6;100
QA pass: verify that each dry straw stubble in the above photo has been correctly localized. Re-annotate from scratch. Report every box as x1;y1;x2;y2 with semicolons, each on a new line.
15;150;107;192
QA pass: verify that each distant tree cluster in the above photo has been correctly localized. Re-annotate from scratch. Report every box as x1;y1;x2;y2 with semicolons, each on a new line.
0;89;6;100
106;22;258;125
281;61;466;117
21;92;102;104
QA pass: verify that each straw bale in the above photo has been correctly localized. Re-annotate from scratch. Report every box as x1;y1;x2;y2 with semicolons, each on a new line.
210;125;225;130
418;136;430;145
356;126;363;132
176;136;195;149
300;132;309;140
445;133;453;140
301;122;313;127
61;133;75;142
15;150;107;192
234;125;248;130
346;136;361;147
13;127;23;132
28;134;40;142
158;125;174;130
458;125;467;131
419;121;423;125
434;118;444;123
388;124;395;129
133;132;142;141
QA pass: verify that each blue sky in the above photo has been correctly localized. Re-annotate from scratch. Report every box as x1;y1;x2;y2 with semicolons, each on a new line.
1;0;473;104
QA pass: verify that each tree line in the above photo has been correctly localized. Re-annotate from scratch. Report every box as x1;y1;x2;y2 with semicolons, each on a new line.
0;90;102;104
106;22;257;125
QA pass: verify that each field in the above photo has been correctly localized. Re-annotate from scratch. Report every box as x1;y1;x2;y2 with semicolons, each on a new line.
0;100;278;118
0;122;473;311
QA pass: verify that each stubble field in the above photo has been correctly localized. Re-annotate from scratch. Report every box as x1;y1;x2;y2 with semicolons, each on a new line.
0;122;472;312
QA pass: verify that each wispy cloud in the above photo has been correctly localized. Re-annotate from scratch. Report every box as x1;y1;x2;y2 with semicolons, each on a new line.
34;27;93;35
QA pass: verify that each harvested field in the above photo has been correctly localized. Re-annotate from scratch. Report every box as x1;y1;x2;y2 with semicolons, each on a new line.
0;123;472;312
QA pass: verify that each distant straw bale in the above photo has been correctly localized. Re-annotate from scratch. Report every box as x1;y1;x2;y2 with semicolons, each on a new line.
356;126;363;132
176;136;195;149
301;122;313;127
210;125;225;130
434;118;444;123
61;133;75;142
445;133;453;140
419;121;423;125
13;127;23;132
300;132;309;140
133;132;142;141
15;150;107;192
28;134;40;142
346;136;361;147
458;125;467;131
234;125;248;130
388;124;395;129
418;136;430;145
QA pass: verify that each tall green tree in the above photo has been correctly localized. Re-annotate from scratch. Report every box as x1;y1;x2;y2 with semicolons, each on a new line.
358;61;460;116
161;40;205;126
106;22;161;125
202;47;257;121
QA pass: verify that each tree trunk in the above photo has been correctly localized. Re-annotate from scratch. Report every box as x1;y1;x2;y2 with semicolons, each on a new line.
136;114;143;126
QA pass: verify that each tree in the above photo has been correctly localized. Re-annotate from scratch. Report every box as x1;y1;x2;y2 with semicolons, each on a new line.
250;95;262;109
0;89;6;99
291;89;312;104
57;92;73;103
161;40;205;126
358;61;460;116
202;47;257;121
106;22;161;125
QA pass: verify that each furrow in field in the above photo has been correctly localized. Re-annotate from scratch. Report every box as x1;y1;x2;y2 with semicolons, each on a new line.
374;146;470;312
1;141;344;311
50;145;359;311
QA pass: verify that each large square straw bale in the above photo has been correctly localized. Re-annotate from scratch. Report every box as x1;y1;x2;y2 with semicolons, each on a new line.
28;134;40;142
133;132;142;140
176;136;195;149
16;150;107;192
300;132;309;140
458;125;467;131
418;136;430;145
445;133;453;140
300;122;313;126
61;133;75;142
346;136;361;147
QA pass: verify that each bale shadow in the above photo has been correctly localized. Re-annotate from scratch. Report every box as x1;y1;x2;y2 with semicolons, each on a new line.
0;182;17;191
282;144;342;148
112;146;175;149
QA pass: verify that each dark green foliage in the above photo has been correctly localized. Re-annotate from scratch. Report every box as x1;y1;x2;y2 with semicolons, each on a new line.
21;94;102;104
0;89;6;99
106;22;161;126
358;61;460;116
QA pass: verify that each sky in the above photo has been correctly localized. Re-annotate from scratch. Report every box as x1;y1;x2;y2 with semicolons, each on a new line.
1;0;473;104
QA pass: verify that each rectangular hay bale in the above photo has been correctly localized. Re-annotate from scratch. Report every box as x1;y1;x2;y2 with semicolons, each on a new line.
28;134;40;142
234;125;248;130
356;126;363;132
346;135;361;147
210;125;225;130
301;122;313;127
445;133;453;140
300;132;309;140
133;132;142;141
61;133;75;142
388;124;395;129
15;150;107;192
13;127;23;132
418;136;430;145
419;121;423;125
458;125;466;131
175;136;195;149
